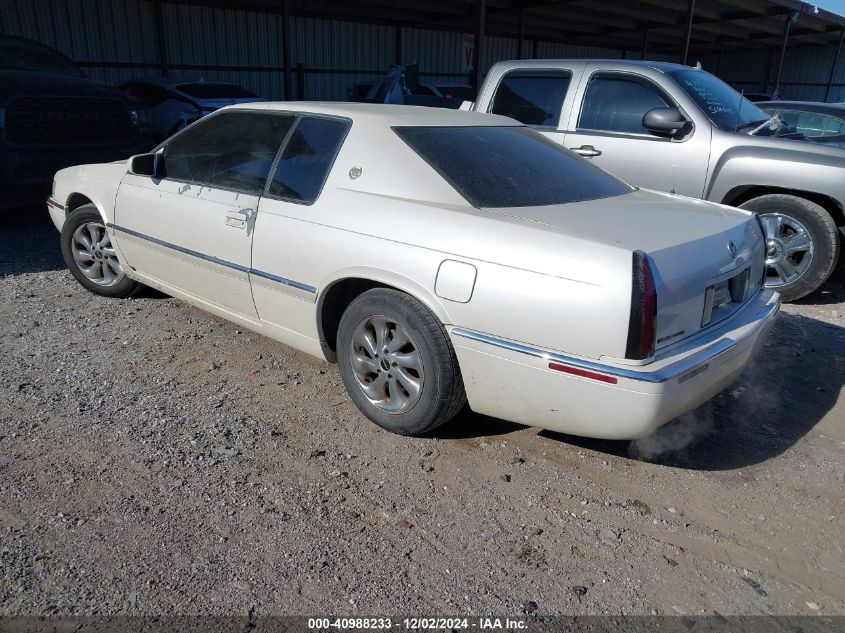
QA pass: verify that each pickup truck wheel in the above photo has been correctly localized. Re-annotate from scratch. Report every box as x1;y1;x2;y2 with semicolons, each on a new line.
739;194;839;302
61;205;140;298
337;288;467;436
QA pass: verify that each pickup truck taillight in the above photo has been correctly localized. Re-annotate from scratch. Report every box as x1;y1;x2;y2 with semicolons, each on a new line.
625;250;657;361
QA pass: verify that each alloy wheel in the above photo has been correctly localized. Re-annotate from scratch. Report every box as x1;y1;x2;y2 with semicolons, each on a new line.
349;314;425;414
71;222;125;287
759;212;814;287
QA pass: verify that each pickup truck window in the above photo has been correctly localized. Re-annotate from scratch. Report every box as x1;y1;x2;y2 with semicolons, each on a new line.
395;125;632;208
489;70;571;127
162;111;294;194
268;116;350;204
578;74;672;135
667;69;768;132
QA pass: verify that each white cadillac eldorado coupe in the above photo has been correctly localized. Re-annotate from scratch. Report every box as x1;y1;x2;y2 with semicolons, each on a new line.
47;103;779;439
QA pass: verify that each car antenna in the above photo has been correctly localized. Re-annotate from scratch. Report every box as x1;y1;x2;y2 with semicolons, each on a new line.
733;88;744;133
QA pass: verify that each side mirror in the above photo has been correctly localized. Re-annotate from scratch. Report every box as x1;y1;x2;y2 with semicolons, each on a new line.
642;107;690;137
127;153;160;177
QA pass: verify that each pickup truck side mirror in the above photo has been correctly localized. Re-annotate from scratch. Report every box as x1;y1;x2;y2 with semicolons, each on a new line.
127;152;160;178
642;107;690;138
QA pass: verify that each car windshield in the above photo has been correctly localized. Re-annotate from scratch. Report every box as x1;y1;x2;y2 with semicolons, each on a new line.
0;37;83;76
668;69;770;133
177;83;258;99
395;125;633;208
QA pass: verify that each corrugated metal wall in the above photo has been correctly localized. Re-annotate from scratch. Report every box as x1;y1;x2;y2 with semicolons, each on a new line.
2;0;843;101
699;46;845;101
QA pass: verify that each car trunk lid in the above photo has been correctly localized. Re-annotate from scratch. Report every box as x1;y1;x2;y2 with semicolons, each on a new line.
486;188;766;354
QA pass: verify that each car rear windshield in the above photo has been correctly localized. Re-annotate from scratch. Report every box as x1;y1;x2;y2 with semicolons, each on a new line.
177;83;258;99
394;125;632;208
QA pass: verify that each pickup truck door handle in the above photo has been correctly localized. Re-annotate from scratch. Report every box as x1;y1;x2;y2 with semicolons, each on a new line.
225;208;251;229
570;145;602;158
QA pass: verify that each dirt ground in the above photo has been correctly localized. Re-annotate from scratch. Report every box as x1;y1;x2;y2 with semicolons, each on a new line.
1;212;843;618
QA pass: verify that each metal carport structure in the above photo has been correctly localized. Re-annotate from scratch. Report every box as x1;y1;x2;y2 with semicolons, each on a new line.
3;0;845;101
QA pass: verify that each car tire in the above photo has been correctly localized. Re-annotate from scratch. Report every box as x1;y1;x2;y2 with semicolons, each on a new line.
61;205;140;298
740;194;839;302
337;288;467;436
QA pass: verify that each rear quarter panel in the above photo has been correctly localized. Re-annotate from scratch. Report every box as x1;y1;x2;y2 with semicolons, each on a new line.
253;189;633;363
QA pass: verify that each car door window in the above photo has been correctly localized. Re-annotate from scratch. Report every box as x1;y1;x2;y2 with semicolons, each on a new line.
268;116;350;204
777;110;831;137
578;74;672;135
162;111;294;194
489;70;571;127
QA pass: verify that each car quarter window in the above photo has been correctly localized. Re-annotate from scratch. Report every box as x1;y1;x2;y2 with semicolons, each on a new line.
161;111;294;194
489;70;571;127
394;125;632;208
578;73;673;135
267;116;350;204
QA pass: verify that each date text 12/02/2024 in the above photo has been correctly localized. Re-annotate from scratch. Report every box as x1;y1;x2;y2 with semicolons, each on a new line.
307;618;529;630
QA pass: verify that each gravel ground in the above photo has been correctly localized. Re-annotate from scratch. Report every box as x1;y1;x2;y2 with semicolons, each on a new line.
1;212;843;617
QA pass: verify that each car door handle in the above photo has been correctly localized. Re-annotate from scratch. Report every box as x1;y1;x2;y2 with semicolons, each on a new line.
570;145;602;158
225;208;251;229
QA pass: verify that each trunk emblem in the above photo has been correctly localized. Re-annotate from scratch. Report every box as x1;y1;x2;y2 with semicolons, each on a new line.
727;240;738;259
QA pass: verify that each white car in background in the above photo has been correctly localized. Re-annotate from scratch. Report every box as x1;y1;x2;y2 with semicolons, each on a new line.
119;79;266;143
46;103;778;440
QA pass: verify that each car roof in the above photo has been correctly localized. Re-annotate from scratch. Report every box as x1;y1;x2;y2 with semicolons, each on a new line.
756;100;845;114
491;58;694;73
231;101;518;126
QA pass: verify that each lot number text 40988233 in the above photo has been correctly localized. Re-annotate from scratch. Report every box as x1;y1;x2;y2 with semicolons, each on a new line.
307;618;529;630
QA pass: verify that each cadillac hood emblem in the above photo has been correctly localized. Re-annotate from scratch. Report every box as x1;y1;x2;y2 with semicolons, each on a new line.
727;240;738;259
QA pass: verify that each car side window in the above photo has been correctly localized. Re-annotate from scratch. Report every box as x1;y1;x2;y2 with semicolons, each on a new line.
578;74;672;135
162;112;294;194
824;116;845;135
268;116;350;204
489;70;571;127
778;110;831;137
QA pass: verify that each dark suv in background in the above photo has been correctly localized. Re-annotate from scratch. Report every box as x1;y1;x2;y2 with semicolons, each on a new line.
0;36;151;210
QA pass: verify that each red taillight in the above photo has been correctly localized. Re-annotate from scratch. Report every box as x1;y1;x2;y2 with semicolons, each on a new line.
625;250;657;360
548;362;618;384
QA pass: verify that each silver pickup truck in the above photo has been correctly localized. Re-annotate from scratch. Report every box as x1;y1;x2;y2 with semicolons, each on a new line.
471;59;845;302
